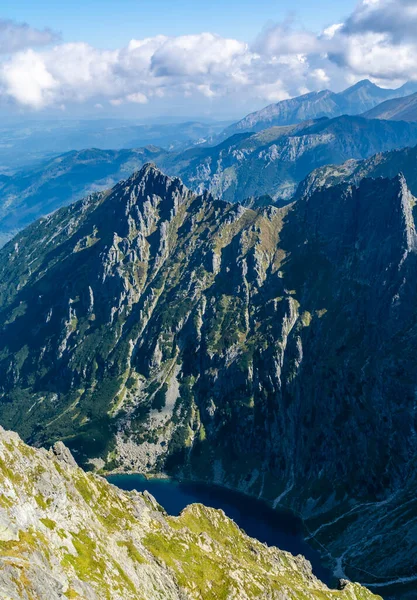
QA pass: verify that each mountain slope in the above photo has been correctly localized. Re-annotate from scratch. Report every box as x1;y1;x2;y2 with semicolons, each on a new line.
1;164;417;595
223;79;417;135
1;426;380;600
3;114;417;245
363;92;417;122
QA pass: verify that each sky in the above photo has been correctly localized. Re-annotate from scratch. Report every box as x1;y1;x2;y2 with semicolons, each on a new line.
1;0;417;120
1;0;352;48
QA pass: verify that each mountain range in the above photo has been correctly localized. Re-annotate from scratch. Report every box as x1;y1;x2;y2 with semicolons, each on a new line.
3;114;417;246
0;161;417;597
161;115;417;202
2;79;417;180
3;77;417;600
0;146;166;245
222;79;417;136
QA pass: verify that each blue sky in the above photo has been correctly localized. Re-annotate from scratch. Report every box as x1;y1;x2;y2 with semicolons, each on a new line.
0;0;415;119
3;0;355;48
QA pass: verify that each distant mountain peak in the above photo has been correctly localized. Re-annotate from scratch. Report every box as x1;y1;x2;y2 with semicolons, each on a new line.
363;91;417;122
347;79;377;90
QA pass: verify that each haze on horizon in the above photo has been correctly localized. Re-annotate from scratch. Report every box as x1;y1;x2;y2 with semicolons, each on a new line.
1;0;417;121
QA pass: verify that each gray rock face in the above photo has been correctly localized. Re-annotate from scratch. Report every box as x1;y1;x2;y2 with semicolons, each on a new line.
51;441;78;468
160;115;417;204
296;143;417;201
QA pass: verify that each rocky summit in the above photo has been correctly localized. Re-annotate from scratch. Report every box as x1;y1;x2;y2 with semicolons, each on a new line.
0;426;380;600
0;163;417;595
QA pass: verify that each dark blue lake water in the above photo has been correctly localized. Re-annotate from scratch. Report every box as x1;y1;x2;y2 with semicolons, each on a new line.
107;474;335;587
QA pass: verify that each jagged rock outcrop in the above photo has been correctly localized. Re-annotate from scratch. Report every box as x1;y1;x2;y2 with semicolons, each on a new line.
0;164;417;597
0;426;380;600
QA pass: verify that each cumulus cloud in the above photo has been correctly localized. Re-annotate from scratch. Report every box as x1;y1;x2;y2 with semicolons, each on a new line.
326;0;417;81
1;2;417;113
126;92;148;104
254;21;321;56
150;33;248;77
0;19;58;54
256;1;417;85
1;49;57;108
342;0;417;42
0;33;260;110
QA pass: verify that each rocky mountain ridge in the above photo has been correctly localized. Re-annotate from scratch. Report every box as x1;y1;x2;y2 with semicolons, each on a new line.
163;115;417;202
0;146;167;245
295;143;417;200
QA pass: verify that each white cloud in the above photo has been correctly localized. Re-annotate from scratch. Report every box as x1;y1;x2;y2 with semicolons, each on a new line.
0;33;261;110
312;68;330;84
322;23;343;40
342;0;417;42
1;49;57;108
2;2;417;114
126;92;148;104
150;33;248;77
255;22;321;56
325;0;417;82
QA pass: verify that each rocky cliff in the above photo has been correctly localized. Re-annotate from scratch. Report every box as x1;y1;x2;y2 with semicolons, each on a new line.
161;115;417;203
0;426;380;600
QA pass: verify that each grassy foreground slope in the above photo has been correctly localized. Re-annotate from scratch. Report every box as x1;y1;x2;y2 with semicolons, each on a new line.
0;426;380;600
